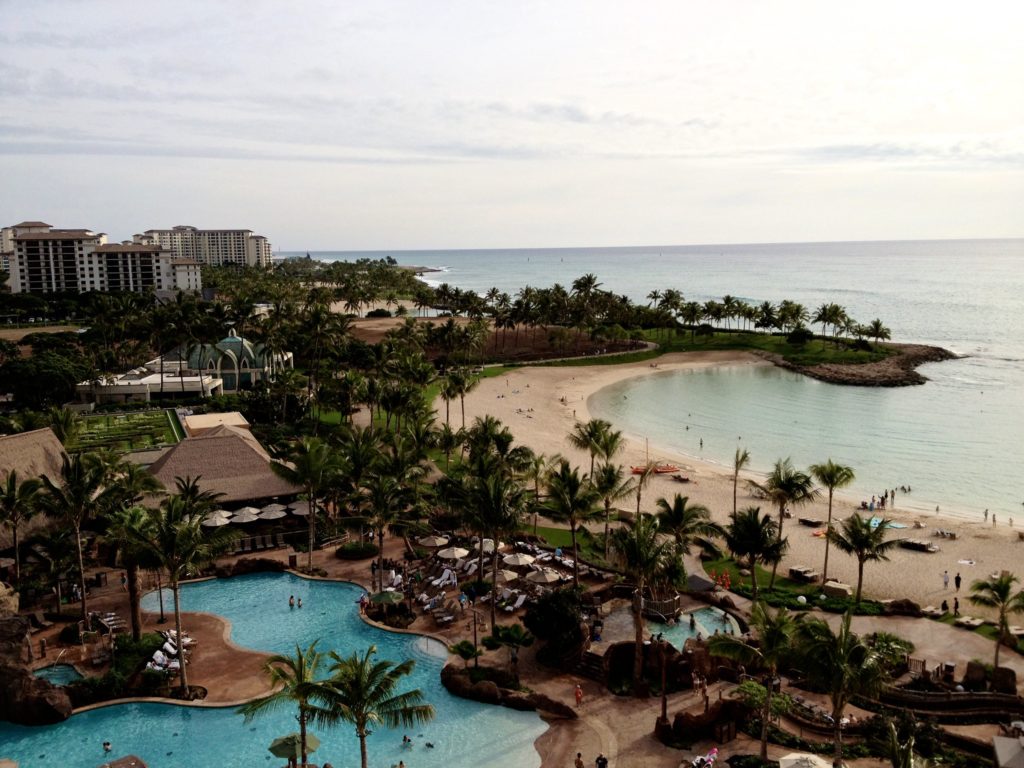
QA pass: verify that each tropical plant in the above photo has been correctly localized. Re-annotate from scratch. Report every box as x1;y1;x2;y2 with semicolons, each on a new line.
750;458;818;588
795;612;886;768
828;513;900;604
103;505;157;640
810;459;856;583
732;447;751;517
655;493;722;583
0;470;41;584
482;622;535;679
610;514;671;694
129;493;234;694
968;572;1024;670
708;601;801;761
327;644;435;768
40;452;108;621
238;642;337;768
567;418;613;477
724;507;787;600
592;462;634;559
271;437;342;572
542;459;601;588
449;639;482;668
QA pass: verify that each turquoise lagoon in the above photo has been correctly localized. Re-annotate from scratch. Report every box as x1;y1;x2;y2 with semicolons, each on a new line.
0;573;546;768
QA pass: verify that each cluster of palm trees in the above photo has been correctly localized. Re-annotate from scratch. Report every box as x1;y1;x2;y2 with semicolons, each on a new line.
239;641;434;768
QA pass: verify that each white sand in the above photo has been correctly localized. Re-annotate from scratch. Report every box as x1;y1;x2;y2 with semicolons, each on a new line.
444;351;1022;618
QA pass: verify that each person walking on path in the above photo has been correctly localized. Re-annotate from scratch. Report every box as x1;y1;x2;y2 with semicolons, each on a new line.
955;573;962;592
596;754;609;768
954;597;960;616
575;753;585;768
574;683;584;707
942;571;949;590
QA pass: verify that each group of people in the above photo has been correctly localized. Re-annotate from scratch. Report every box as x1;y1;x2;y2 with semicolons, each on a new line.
288;594;303;609
574;752;609;768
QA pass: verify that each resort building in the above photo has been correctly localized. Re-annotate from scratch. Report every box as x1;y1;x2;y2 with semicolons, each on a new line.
146;424;299;506
75;366;224;405
133;225;273;268
168;329;293;393
180;410;250;437
5;223;202;296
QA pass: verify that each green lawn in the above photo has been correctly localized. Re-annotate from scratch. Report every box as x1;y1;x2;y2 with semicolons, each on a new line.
642;329;894;367
528;524;610;566
71;409;182;453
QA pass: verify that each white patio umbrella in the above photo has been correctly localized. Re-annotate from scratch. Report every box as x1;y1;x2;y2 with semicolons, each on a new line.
475;538;501;554
201;510;233;528
437;546;470;560
779;754;832;768
258;507;288;521
418;535;450;548
495;569;520;583
502;553;536;567
231;507;260;524
289;503;311;516
261;503;288;515
526;568;562;584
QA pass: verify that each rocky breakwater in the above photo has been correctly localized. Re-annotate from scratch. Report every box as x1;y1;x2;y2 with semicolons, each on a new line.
760;343;957;387
440;663;576;720
0;615;72;725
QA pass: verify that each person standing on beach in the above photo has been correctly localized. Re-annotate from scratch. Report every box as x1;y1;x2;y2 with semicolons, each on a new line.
575;753;585;768
985;509;989;522
955;573;962;592
942;571;949;590
575;683;584;707
954;597;960;616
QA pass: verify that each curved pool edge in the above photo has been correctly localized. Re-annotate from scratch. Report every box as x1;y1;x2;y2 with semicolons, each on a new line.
92;569;456;715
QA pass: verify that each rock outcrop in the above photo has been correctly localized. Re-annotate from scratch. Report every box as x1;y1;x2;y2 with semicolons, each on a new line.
440;664;577;719
756;343;957;387
0;616;72;725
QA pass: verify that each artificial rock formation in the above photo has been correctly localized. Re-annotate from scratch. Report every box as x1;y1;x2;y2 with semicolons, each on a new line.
0;616;72;724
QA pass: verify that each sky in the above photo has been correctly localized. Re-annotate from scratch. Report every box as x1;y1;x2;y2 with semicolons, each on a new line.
1;0;1022;250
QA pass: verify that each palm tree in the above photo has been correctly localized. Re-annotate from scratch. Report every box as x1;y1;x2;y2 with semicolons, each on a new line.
968;572;1024;670
0;470;41;584
103;505;157;640
732;447;751;517
465;472;527;629
361;473;413;588
271;437;341;572
482;623;535;680
610;515;671;694
708;602;801;761
810;460;856;583
130;494;234;694
632;461;657;517
239;642;337;768
567;418;614;477
795;613;885;767
327;645;435;768
751;458;819;588
828;513;898;604
655;494;722;578
724;507;787;601
40;452;108;621
592;462;634;559
542;460;601;588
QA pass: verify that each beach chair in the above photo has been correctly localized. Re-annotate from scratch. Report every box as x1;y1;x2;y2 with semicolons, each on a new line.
465;562;478;577
504;593;527;613
275;533;287;548
30;610;53;631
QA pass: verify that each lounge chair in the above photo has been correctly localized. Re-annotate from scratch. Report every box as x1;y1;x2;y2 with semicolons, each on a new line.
504;593;527;612
275;533;287;548
30;610;53;630
237;538;250;554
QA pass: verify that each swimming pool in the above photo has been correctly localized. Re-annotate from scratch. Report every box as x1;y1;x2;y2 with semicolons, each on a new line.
32;663;84;686
0;573;546;768
648;606;740;651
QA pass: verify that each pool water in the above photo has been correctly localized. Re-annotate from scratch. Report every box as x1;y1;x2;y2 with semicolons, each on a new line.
648;606;740;651
33;663;84;686
0;573;546;768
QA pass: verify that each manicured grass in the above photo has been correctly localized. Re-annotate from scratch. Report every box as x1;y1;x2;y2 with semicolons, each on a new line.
71;409;181;453
529;524;609;565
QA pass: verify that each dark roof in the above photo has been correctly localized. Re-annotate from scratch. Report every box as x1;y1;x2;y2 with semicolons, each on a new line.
14;230;97;240
11;221;51;228
0;428;66;547
146;425;299;504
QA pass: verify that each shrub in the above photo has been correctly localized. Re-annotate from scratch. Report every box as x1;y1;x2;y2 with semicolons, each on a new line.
366;308;391;318
787;327;815;346
335;541;379;560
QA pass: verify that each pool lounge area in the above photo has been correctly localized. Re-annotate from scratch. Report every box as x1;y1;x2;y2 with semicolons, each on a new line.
0;573;547;768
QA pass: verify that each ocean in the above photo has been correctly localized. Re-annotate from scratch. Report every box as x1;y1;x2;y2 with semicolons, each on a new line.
282;240;1024;519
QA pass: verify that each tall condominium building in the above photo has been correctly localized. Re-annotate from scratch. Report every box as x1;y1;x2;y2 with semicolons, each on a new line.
133;225;272;267
7;223;201;296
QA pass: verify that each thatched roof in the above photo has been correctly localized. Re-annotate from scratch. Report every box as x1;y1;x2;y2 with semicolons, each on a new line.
146;425;299;505
0;428;66;548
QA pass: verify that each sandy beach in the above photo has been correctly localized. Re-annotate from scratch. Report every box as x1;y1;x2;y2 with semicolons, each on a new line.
445;351;1023;618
